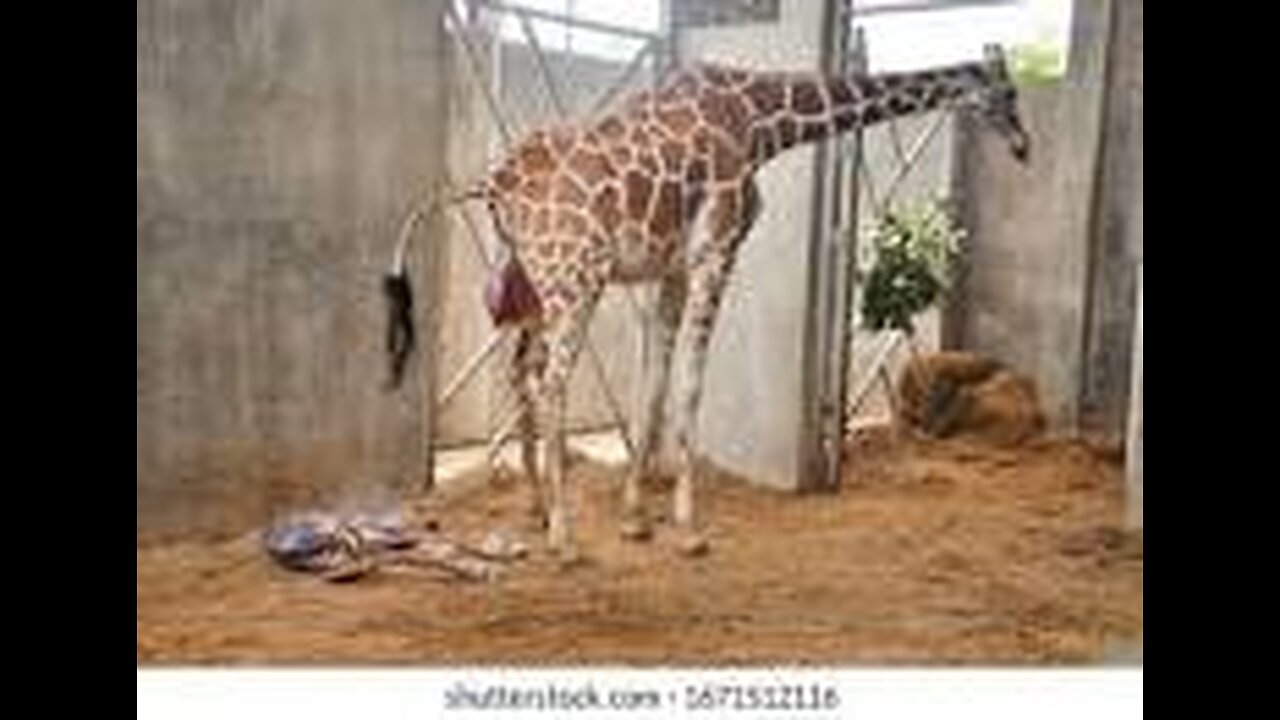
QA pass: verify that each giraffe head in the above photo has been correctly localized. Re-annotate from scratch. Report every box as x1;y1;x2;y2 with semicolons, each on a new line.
968;45;1031;163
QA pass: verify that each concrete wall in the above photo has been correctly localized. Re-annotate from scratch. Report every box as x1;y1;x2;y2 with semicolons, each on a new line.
950;82;1090;425
949;0;1138;429
684;1;956;490
137;0;448;539
681;0;827;490
1082;0;1143;435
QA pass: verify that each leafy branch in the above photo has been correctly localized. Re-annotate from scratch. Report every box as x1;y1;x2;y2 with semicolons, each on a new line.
859;199;964;334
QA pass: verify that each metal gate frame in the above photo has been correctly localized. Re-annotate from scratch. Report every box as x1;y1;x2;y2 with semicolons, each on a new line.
424;0;678;471
425;0;966;491
1126;261;1141;529
804;0;968;492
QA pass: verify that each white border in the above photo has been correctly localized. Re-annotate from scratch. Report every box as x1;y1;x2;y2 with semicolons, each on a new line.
139;668;1142;720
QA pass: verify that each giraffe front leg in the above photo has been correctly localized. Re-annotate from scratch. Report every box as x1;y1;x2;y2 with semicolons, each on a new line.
621;272;687;543
532;285;602;566
670;180;760;557
670;283;719;558
543;379;575;562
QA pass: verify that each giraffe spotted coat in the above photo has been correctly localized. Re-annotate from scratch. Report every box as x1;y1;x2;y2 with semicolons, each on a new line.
468;50;1029;560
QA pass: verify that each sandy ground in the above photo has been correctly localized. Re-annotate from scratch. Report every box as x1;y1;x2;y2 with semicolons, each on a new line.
137;427;1142;665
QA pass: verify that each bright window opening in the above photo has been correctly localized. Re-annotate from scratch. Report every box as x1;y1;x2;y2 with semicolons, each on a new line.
852;0;1073;80
496;0;663;61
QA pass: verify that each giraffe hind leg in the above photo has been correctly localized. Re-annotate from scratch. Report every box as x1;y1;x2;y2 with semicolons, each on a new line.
511;327;547;527
530;275;604;565
621;271;687;542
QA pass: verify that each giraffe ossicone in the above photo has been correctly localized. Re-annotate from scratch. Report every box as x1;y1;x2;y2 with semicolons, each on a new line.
395;46;1030;562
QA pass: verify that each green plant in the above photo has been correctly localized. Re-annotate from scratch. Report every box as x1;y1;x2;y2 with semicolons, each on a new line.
1011;41;1065;87
859;199;964;333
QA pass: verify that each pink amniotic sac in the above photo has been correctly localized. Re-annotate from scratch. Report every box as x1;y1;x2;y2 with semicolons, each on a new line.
485;257;543;326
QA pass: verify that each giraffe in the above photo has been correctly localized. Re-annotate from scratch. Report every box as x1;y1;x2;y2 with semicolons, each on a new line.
389;44;1030;562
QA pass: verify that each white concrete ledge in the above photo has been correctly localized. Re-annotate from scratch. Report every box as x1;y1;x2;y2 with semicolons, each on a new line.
1127;262;1142;529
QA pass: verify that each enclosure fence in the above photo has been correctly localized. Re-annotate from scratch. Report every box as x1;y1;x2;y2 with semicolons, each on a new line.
422;0;678;473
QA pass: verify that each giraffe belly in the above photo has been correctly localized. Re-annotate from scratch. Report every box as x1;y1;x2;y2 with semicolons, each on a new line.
609;258;666;284
608;231;679;283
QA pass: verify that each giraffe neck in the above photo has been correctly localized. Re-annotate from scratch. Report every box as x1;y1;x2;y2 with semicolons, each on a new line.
746;61;989;166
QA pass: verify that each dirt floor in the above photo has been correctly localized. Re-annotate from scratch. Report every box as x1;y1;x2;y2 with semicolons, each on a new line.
137;430;1142;665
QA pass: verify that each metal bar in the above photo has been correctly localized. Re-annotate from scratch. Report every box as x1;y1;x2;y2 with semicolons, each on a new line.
512;10;647;320
886;117;909;167
856;150;882;215
852;0;1019;19
486;398;525;466
476;0;662;42
444;2;659;464
876;109;949;211
391;192;433;275
581;331;637;459
800;0;850;492
483;355;636;468
515;9;569;116
846;331;902;417
590;38;655;115
437;331;508;412
830;20;868;481
1126;261;1142;529
508;8;638;460
511;2;647;464
455;197;496;269
816;5;861;492
457;161;638;462
445;1;515;149
445;210;640;461
843;108;949;425
454;197;619;457
877;364;899;417
841;112;950;425
854;101;949;223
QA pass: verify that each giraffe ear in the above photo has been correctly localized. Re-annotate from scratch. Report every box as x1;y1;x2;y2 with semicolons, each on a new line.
982;44;1005;65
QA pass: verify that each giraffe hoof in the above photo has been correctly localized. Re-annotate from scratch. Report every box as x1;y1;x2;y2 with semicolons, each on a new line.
674;532;710;558
620;518;653;543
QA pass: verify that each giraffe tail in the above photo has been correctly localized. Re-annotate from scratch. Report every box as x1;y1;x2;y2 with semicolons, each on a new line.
382;184;487;391
382;268;416;392
382;199;426;391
